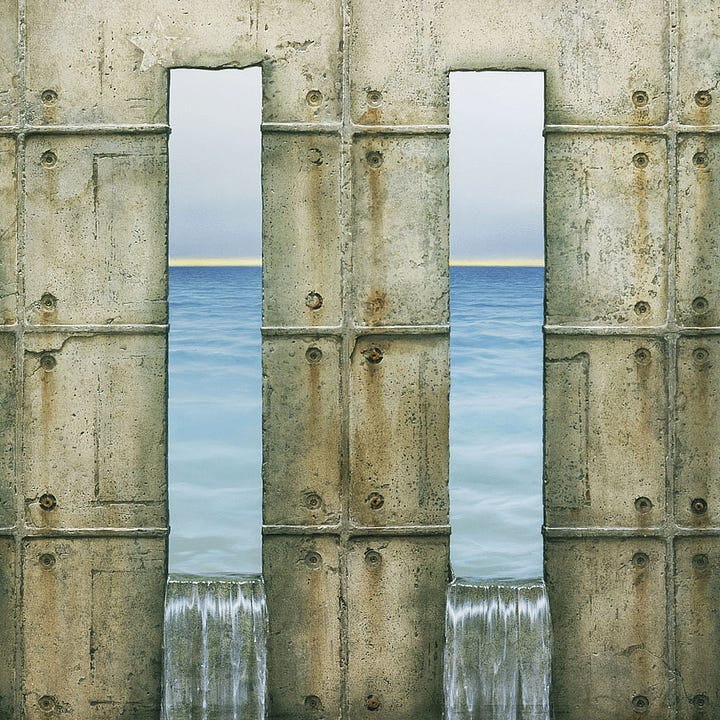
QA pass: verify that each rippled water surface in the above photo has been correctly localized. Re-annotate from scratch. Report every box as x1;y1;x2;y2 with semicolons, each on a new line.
169;266;543;579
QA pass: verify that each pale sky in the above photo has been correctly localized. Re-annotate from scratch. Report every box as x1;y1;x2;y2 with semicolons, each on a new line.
168;69;544;262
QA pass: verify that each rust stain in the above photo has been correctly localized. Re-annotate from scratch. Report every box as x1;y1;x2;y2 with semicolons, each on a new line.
357;106;381;126
363;288;386;327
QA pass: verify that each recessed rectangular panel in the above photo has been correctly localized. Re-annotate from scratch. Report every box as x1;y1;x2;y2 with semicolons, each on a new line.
262;336;342;526
22;538;165;720
349;336;449;527
676;136;720;327
0;2;17;125
263;536;342;720
546;538;668;720
674;538;720;719
24;135;167;325
545;336;667;528
0;539;15;720
262;133;342;327
352;136;449;327
347;537;448;720
0;137;16;325
545;135;667;326
23;334;166;528
675;337;720;527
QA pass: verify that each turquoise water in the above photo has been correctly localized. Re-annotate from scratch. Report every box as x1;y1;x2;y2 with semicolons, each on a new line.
168;266;543;580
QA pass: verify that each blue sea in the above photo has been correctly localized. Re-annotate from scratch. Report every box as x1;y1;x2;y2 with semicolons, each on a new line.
168;266;544;581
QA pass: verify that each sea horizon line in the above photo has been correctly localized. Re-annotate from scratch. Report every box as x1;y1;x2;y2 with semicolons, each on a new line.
169;257;545;268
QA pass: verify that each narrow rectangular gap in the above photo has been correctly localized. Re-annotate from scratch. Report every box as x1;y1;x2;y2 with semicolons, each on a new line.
168;67;262;575
449;71;545;581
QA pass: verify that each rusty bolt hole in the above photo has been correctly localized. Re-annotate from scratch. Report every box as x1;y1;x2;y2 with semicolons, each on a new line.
632;91;649;108
693;347;710;365
38;695;56;712
367;90;383;107
692;554;710;572
691;497;708;515
39;553;56;569
692;296;710;315
366;150;383;168
305;291;323;310
631;552;650;569
303;492;322;511
304;551;322;569
304;695;322;712
634;301;650;316
634;496;653;514
306;347;323;365
365;549;382;567
306;90;323;107
632;152;649;169
362;347;383;364
365;695;381;711
695;90;713;108
634;348;651;365
41;89;58;104
40;150;57;168
367;492;385;510
693;151;709;168
691;693;709;711
40;354;57;371
39;493;57;511
632;694;649;713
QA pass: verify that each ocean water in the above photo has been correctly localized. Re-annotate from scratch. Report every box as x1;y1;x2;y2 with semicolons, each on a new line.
168;265;544;580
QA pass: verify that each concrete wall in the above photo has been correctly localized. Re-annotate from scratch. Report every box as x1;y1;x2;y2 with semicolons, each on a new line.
1;0;718;718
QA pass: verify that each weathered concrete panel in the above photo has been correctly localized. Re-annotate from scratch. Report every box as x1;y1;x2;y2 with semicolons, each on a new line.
350;336;448;527
674;538;720;719
676;135;720;327
546;135;667;326
262;133;342;328
263;536;342;720
23;334;166;528
546;539;668;720
24;134;167;325
0;538;15;719
347;537;447;720
351;136;449;326
675;337;720;528
0;2;17;126
0;333;15;527
0;137;16;325
21;538;165;719
545;336;667;528
263;336;342;526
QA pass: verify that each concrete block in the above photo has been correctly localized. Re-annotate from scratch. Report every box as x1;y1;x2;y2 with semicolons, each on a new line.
21;538;165;719
676;135;720;327
0;137;16;325
24;134;167;326
262;335;342;527
675;337;720;528
23;334;166;529
545;135;667;326
0;538;15;719
349;336;449;528
545;336;667;528
351;136;449;327
263;535;342;720
346;537;448;720
545;538;668;720
674;538;720;719
0;333;15;528
0;1;17;126
262;133;342;328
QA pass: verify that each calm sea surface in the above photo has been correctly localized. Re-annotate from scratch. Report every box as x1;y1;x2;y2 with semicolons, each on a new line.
169;266;544;580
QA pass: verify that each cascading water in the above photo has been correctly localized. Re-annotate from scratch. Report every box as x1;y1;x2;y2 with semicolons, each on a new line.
162;575;267;720
445;580;551;720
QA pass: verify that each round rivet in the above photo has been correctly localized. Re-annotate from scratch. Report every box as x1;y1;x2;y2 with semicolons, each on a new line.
632;694;649;713
303;492;322;511
366;150;383;168
41;89;58;105
38;695;56;712
40;150;57;168
692;296;710;315
39;494;57;511
635;496;653;514
633;152;649;169
634;348;651;365
305;291;323;310
632;552;650;569
304;695;321;712
691;694;709;711
362;347;383;364
692;554;710;571
367;492;384;510
693;151;709;168
634;301;650;316
367;90;383;107
305;346;323;365
365;549;382;567
632;91;649;108
693;347;710;365
308;148;323;166
39;553;56;569
304;551;322;569
695;90;712;108
691;498;708;515
366;695;381;711
39;354;56;371
306;90;323;107
40;293;57;312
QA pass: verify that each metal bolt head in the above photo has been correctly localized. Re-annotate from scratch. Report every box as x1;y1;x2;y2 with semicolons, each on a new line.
362;347;383;364
692;296;709;315
365;694;381;711
634;496;653;514
305;291;323;310
367;90;383;107
306;347;323;365
634;301;650;316
367;492;384;510
693;151;709;168
634;348;651;366
632;552;650;569
691;498;708;515
39;553;56;569
40;150;57;168
632;90;649;108
692;554;710;572
40;354;57;371
365;549;382;567
41;89;58;104
695;90;712;108
38;695;56;712
632;152;649;169
632;694;649;713
39;493;57;511
306;90;323;107
40;293;57;312
366;150;383;169
303;492;322;511
304;551;322;569
693;347;710;365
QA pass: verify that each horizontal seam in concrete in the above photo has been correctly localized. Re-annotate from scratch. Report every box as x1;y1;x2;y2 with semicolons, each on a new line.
263;525;452;537
0;124;170;135
544;325;720;336
261;324;449;336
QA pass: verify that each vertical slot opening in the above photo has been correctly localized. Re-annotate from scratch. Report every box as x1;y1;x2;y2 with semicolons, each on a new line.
449;71;545;581
168;67;262;574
